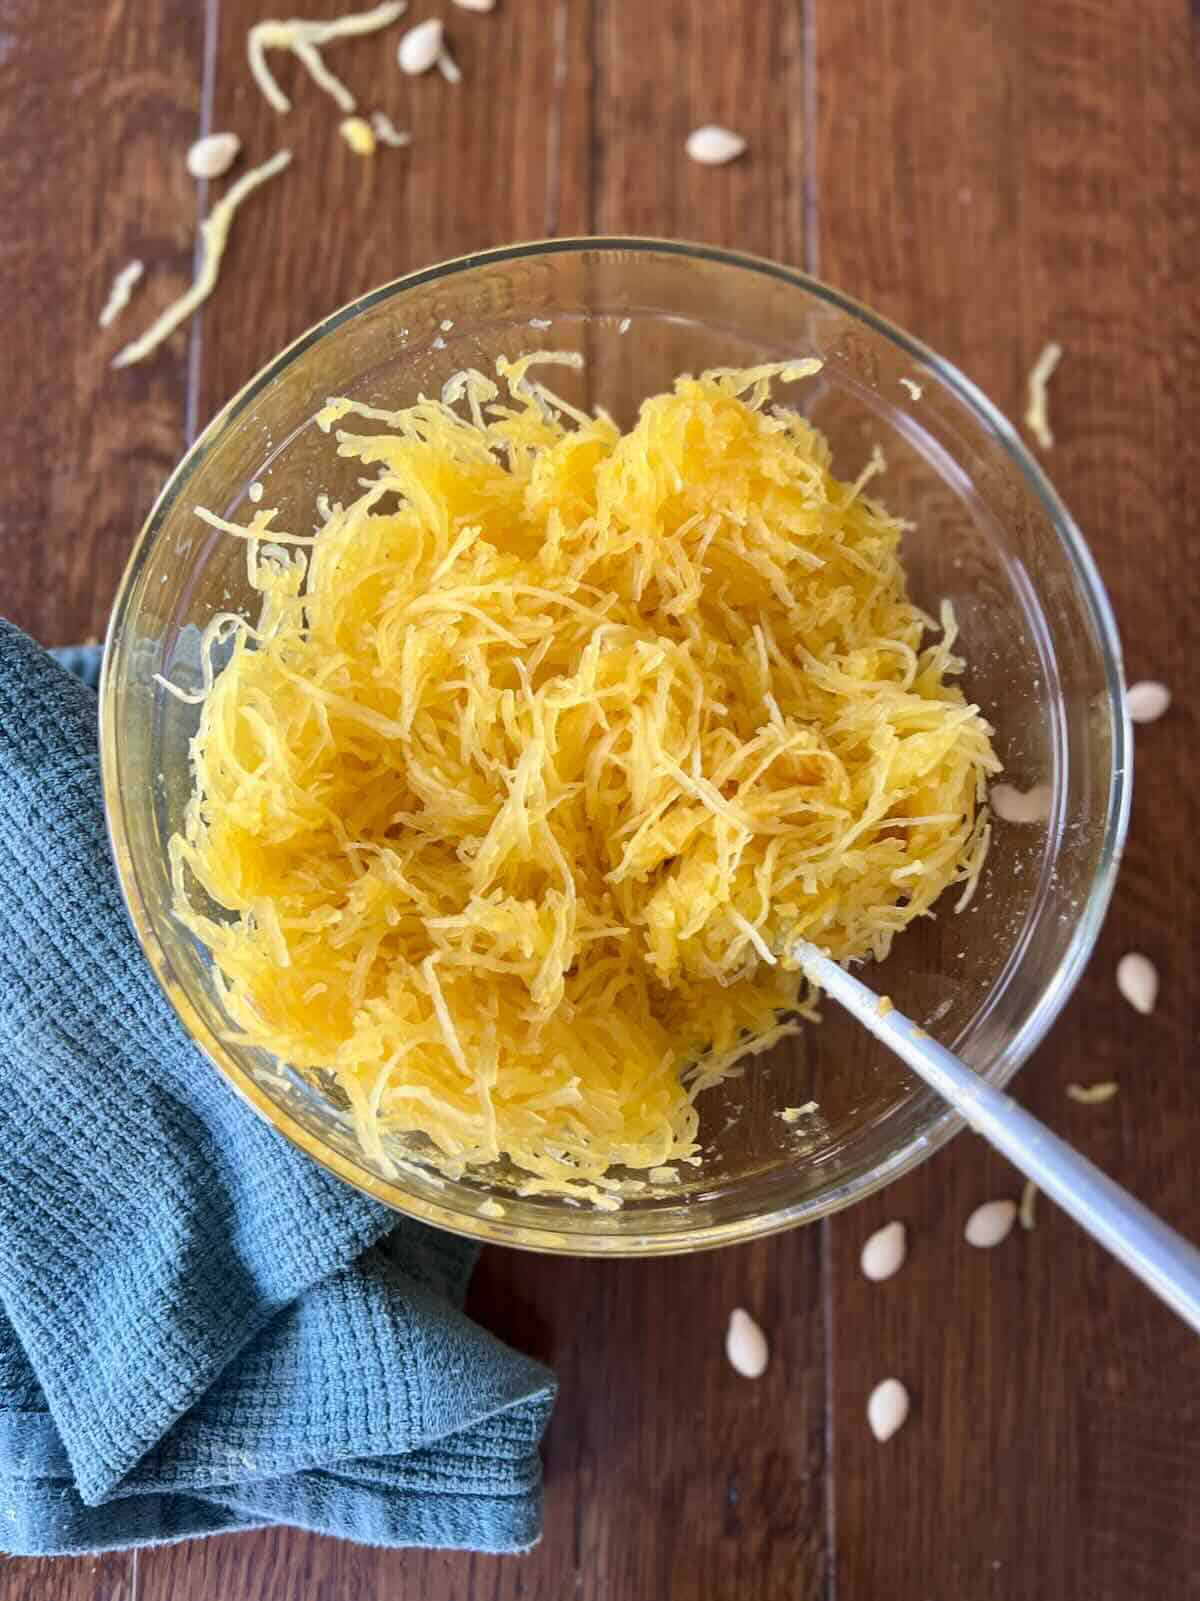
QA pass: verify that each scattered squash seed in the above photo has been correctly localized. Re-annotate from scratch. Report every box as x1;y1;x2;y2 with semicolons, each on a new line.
964;1199;1017;1248
186;132;241;180
1126;681;1170;724
725;1308;769;1378
867;1378;910;1441
686;125;747;165
398;16;443;73
860;1221;907;1282
1116;951;1158;1015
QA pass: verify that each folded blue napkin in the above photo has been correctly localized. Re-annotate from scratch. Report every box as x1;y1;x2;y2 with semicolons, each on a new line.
0;620;555;1556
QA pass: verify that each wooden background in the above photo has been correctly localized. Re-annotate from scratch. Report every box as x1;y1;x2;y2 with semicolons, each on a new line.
2;0;1198;1596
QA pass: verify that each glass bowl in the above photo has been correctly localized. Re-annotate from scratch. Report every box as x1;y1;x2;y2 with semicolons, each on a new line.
100;239;1130;1255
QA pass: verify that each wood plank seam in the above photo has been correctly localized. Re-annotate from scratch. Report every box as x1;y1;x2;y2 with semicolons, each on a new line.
185;0;224;446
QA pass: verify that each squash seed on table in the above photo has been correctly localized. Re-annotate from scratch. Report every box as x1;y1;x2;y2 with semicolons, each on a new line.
725;1308;769;1379
964;1199;1017;1249
686;125;747;165
398;17;443;72
1116;951;1158;1015
860;1220;907;1282
1126;681;1170;724
186;132;241;180
867;1378;910;1442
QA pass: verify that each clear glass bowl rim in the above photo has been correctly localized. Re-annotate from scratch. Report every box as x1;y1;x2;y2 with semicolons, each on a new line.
100;235;1132;1256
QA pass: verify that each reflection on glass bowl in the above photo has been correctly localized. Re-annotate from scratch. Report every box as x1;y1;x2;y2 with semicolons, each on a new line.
101;239;1129;1256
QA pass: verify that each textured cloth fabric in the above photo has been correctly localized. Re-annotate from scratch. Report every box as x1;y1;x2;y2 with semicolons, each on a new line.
0;622;555;1556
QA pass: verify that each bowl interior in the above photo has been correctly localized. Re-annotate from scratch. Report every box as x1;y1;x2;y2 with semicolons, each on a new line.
102;241;1126;1253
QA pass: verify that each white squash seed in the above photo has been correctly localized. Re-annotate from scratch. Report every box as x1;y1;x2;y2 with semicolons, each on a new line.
398;17;442;73
860;1221;907;1282
867;1378;909;1441
186;131;241;180
1126;680;1170;723
990;782;1052;824
686;125;747;166
725;1307;769;1378
453;0;495;10
964;1199;1017;1249
1116;951;1158;1015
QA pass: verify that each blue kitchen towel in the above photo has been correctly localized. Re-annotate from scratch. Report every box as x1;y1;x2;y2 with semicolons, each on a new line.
0;621;555;1556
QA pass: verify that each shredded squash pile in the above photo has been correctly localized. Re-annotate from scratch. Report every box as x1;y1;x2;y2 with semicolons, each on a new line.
171;353;999;1198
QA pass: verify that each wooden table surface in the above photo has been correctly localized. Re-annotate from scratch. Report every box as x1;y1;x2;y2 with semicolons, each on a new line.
3;1;1199;1597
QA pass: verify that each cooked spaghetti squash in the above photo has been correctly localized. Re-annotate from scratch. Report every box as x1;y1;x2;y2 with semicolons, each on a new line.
169;353;998;1197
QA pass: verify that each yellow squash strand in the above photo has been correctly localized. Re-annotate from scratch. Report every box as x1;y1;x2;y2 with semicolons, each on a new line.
171;356;999;1197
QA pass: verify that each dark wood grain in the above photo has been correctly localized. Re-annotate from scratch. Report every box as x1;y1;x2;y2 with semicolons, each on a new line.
0;1;199;1595
592;0;808;258
0;0;203;647
4;0;1200;1597
818;2;1200;1598
0;1560;133;1601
